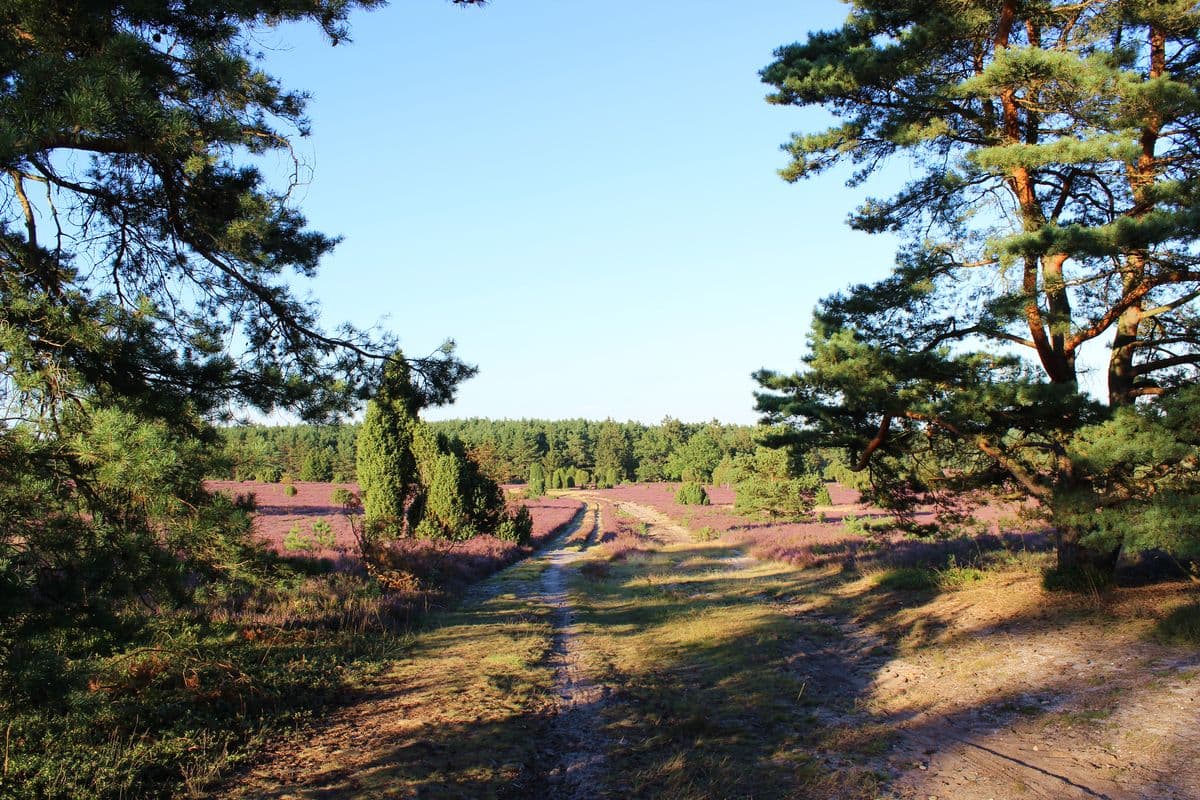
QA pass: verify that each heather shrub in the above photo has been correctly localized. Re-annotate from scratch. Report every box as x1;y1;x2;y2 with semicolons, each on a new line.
675;482;710;506
580;561;611;581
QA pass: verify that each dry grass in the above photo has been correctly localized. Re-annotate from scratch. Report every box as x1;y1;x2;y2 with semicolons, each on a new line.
227;557;563;798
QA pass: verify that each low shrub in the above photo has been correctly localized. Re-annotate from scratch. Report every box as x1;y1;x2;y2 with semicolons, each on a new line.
734;474;818;519
283;483;298;497
692;526;721;542
876;567;938;592
676;482;710;506
495;505;534;545
1156;603;1200;645
1042;563;1114;594
937;563;986;590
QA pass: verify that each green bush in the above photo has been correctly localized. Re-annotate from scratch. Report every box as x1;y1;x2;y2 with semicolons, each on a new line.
574;468;590;487
595;467;618;489
299;449;333;482
876;567;938;591
692;526;721;542
255;465;282;483
814;483;832;506
331;487;356;507
1042;564;1114;594
937;557;986;590
675;482;710;506
311;519;336;549
1157;603;1200;645
283;484;298;497
564;472;576;489
496;505;533;545
356;359;421;524
734;474;818;519
527;463;546;498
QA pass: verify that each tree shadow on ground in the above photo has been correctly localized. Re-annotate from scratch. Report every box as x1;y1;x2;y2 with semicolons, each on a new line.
565;532;1200;799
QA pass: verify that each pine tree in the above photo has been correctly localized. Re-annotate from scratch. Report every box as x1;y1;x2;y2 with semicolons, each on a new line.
0;0;479;630
756;1;1200;570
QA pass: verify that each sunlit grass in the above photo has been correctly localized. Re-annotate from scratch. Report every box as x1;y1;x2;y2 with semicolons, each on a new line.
566;536;881;798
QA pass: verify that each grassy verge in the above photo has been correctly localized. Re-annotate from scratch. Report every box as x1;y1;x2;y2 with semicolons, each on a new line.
225;556;563;798
4;508;585;800
2;570;408;799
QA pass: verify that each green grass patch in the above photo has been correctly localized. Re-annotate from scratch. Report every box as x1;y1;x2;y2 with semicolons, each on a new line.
1;607;407;799
1156;602;1200;645
876;567;939;592
938;564;986;589
567;540;869;798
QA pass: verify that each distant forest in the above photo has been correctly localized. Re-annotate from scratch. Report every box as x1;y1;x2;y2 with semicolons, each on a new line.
213;418;762;486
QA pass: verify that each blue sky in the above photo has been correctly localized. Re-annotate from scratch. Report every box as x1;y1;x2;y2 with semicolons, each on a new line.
259;1;906;424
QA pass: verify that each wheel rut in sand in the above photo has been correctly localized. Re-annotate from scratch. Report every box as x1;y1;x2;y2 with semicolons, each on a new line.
539;502;611;799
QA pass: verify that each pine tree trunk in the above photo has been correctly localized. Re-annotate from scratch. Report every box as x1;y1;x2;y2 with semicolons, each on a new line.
1056;527;1122;575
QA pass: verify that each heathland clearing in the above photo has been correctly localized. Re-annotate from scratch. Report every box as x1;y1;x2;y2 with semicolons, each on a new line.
223;487;1200;799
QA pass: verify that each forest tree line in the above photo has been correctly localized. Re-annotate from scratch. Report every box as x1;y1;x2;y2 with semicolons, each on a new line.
213;417;765;487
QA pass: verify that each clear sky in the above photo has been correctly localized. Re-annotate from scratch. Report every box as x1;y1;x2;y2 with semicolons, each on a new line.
257;0;906;424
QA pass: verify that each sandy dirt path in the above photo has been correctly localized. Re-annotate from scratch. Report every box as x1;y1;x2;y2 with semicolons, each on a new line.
540;504;610;798
224;506;605;799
